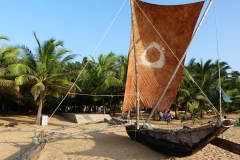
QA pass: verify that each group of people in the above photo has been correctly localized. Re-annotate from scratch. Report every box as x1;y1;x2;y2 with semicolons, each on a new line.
159;110;172;125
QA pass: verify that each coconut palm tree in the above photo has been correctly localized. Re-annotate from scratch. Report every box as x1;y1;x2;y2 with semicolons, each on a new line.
184;59;219;118
187;100;200;124
221;70;240;112
82;52;123;114
112;54;128;113
184;59;234;117
173;69;193;119
116;54;128;85
8;32;80;124
0;36;23;114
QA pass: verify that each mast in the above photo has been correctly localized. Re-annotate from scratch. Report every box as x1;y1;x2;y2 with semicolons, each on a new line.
146;0;214;123
214;1;222;120
130;0;140;129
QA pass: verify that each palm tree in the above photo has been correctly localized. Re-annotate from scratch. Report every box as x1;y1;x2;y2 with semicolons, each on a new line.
9;32;80;124
173;69;193;119
185;59;219;118
187;100;200;124
0;36;23;114
113;54;128;113
176;58;240;120
64;61;83;82
82;52;123;114
184;58;235;117
221;70;240;112
116;54;128;85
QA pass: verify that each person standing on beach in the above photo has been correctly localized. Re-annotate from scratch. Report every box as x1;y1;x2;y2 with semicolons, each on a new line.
159;111;164;121
166;110;172;125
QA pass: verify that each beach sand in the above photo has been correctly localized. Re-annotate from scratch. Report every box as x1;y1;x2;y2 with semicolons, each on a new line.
0;114;239;160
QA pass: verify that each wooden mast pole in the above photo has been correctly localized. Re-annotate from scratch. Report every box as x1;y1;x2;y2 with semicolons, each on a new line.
130;0;140;129
146;0;214;123
214;2;223;120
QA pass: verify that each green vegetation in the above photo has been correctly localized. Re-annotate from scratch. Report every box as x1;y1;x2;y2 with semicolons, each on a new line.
173;58;240;119
187;100;200;124
234;118;240;127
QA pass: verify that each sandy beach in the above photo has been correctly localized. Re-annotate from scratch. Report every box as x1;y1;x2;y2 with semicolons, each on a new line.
0;114;239;160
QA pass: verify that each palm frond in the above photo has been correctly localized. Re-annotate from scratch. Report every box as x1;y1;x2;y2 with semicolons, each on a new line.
61;54;78;63
19;45;37;70
0;79;15;87
53;48;71;62
33;32;42;55
31;82;45;101
188;100;200;115
101;77;122;90
0;68;5;76
49;80;81;92
15;75;38;85
0;36;9;41
7;64;34;75
0;86;23;99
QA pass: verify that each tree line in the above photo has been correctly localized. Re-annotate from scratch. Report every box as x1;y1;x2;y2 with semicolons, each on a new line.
1;34;240;124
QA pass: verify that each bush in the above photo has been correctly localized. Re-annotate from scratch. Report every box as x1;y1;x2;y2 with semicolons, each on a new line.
234;118;240;127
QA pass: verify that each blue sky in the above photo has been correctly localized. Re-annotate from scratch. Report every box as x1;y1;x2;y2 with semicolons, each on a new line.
1;0;239;72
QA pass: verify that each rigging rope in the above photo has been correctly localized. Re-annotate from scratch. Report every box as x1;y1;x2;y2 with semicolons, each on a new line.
68;93;124;97
46;0;127;125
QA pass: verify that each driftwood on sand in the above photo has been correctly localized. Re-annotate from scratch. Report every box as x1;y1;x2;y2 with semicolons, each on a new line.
5;122;18;127
104;118;127;125
20;143;46;160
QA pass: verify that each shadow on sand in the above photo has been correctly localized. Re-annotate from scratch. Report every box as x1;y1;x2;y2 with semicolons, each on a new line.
40;127;171;159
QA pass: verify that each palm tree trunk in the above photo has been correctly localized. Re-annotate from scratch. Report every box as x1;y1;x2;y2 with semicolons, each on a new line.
35;92;44;125
93;102;97;113
102;97;106;114
3;98;8;116
153;110;158;120
113;104;116;115
200;107;203;118
199;101;204;118
175;104;179;119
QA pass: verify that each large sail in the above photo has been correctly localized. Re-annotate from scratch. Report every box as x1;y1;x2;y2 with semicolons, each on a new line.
122;0;204;113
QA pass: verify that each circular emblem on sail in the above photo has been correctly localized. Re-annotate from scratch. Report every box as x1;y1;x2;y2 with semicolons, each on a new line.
141;42;165;68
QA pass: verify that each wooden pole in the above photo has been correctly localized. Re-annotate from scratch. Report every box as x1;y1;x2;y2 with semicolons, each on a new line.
214;1;223;120
130;0;140;129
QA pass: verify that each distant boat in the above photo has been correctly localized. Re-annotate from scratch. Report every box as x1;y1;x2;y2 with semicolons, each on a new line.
122;0;236;157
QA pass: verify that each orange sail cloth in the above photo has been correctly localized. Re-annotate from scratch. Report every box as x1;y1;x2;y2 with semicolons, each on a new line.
122;0;204;113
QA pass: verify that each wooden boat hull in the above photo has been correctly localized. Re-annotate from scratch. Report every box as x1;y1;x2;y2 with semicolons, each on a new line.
125;119;235;157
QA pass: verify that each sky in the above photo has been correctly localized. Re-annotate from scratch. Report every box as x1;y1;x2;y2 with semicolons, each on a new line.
1;0;240;72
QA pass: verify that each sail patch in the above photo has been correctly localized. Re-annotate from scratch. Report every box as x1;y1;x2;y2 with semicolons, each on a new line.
141;42;165;68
